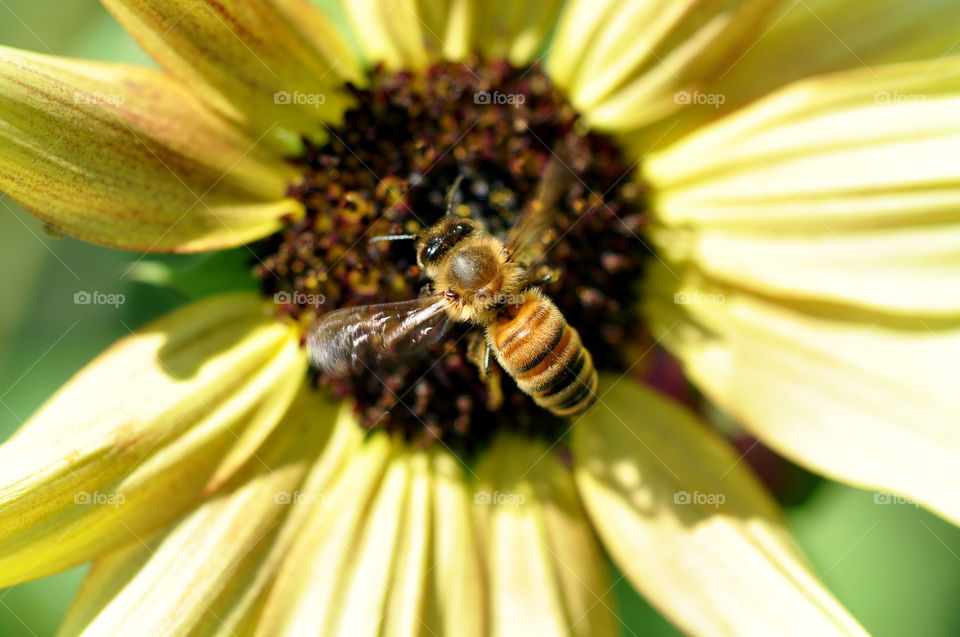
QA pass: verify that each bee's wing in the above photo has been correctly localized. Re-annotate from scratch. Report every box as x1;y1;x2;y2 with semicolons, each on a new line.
306;294;456;374
506;150;577;264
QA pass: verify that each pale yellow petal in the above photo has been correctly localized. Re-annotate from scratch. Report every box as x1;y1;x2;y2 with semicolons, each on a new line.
652;222;960;316
716;0;960;117
623;0;960;150
345;0;560;70
57;386;339;637
330;443;410;636
546;0;783;132
645;58;960;315
646;58;960;228
475;434;617;637
0;46;300;252
343;0;435;71
381;451;431;637
573;377;868;637
474;0;564;67
645;264;960;526
101;0;362;144
254;430;394;635
441;0;474;61
422;450;485;637
256;434;486;637
0;293;306;586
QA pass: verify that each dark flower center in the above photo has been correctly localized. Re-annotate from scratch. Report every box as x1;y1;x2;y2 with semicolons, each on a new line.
253;61;649;452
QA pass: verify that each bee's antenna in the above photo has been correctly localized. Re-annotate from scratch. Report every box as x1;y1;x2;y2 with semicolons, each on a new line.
370;233;417;244
445;174;465;216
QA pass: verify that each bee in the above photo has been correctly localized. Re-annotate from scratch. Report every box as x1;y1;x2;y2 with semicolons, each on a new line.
307;150;598;419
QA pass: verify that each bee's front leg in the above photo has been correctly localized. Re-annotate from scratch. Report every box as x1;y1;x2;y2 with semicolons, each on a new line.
467;331;503;410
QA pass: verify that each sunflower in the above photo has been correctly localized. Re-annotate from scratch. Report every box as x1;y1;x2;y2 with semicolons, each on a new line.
1;0;958;635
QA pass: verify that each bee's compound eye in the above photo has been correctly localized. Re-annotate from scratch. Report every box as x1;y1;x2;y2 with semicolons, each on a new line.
423;236;445;263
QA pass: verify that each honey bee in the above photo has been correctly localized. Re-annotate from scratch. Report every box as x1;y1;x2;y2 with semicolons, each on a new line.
307;150;598;418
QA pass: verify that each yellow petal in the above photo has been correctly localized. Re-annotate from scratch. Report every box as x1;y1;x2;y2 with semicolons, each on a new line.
56;385;338;637
0;46;301;252
645;265;960;526
546;0;783;132
254;429;393;635
0;293;306;586
343;0;435;71
623;0;960;151
573;377;868;637
102;0;363;143
652;223;960;317
647;58;960;226
645;58;960;315
257;435;486;637
440;0;474;61
473;0;564;67
715;0;960;118
422;449;485;637
475;434;617;637
345;0;559;71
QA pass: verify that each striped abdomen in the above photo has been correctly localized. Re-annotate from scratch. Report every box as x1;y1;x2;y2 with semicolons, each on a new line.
487;290;598;418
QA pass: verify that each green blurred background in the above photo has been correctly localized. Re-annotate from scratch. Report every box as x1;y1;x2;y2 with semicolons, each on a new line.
0;1;959;635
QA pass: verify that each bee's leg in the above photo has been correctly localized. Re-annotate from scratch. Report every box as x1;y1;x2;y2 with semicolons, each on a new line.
466;331;488;377
467;332;503;410
524;264;561;288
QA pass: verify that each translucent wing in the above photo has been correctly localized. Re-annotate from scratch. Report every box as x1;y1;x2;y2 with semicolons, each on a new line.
506;149;577;263
306;294;456;374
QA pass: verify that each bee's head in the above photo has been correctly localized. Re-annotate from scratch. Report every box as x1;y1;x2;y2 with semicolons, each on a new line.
415;217;477;269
